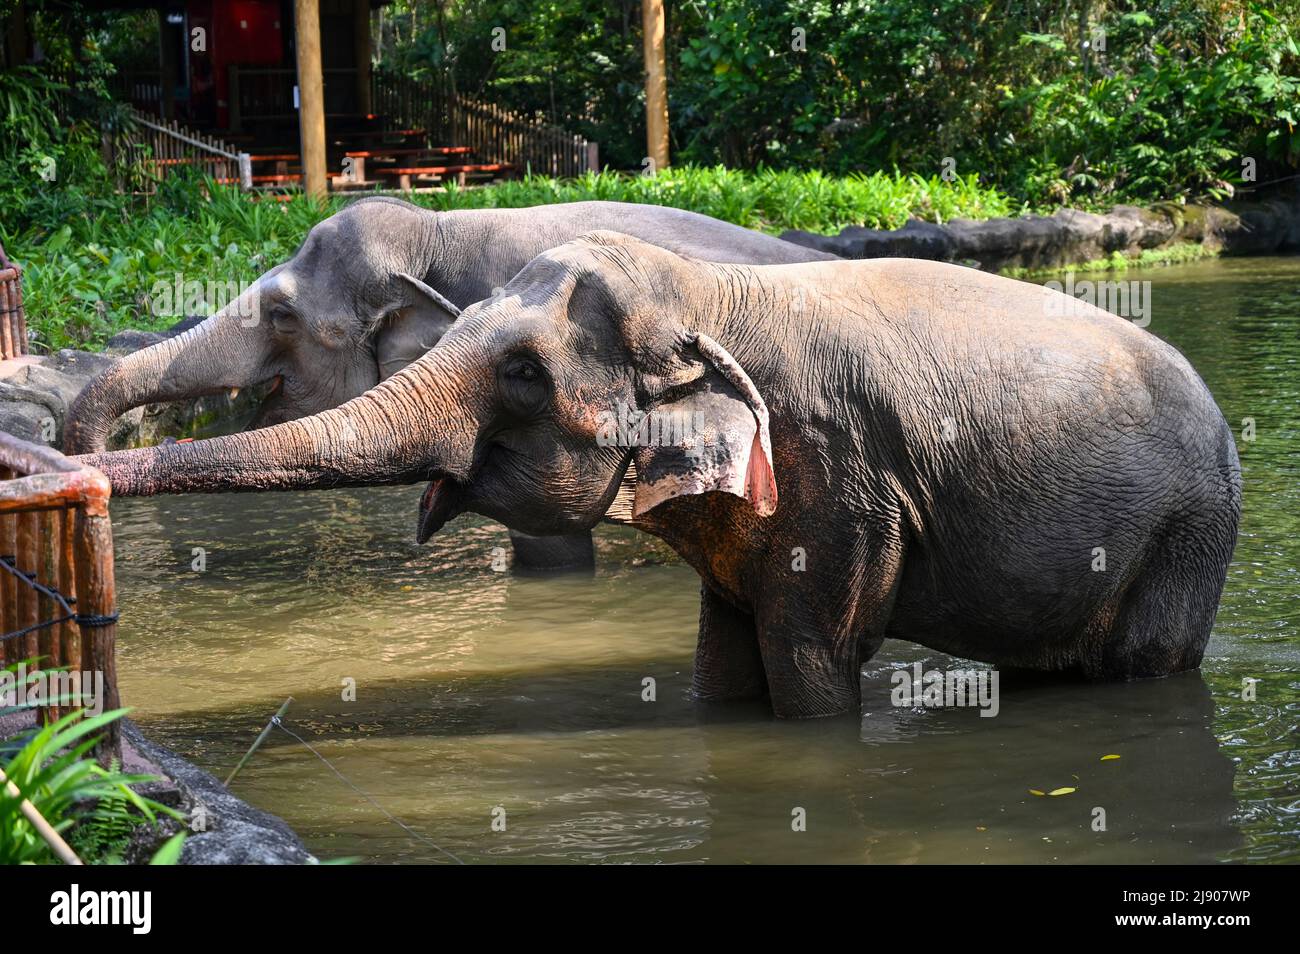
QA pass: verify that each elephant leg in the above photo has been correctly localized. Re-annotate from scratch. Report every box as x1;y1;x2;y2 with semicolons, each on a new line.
507;529;595;573
757;528;904;719
693;583;768;702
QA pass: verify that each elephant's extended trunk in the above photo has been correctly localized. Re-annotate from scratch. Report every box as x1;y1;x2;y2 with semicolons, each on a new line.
76;346;480;497
64;282;275;455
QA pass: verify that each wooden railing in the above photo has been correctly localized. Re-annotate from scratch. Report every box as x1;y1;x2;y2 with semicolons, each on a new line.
372;74;599;178
0;243;28;361
0;434;121;761
104;107;252;192
451;94;598;178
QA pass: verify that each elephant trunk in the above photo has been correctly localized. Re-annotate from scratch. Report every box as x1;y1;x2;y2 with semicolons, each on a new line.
63;284;275;455
76;345;482;497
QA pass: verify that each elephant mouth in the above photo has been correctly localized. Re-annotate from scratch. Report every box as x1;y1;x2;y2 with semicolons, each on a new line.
417;473;465;543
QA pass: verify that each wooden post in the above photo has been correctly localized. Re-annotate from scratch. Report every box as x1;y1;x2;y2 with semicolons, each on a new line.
294;0;328;199
57;508;79;710
354;0;372;115
15;512;38;660
0;481;14;665
37;510;60;722
641;0;669;172
73;507;120;761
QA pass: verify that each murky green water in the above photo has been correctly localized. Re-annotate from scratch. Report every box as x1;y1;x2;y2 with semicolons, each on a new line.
112;256;1299;864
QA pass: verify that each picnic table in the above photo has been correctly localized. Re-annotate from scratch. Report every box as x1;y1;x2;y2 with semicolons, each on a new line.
247;153;303;177
375;162;514;190
339;146;473;183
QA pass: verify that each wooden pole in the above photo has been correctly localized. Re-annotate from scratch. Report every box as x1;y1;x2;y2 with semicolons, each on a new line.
294;0;328;199
73;508;120;762
225;697;293;786
641;0;669;172
354;0;372;115
0;767;84;865
15;512;37;660
0;483;14;665
37;510;60;722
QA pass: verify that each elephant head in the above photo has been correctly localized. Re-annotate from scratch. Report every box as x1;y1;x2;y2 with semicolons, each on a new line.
63;197;461;454
78;232;777;542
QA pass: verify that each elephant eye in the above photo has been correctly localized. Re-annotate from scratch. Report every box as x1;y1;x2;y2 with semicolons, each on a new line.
499;356;550;417
269;307;298;335
510;359;542;382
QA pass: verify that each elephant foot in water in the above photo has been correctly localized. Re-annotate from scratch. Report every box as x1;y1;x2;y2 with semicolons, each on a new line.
507;530;595;573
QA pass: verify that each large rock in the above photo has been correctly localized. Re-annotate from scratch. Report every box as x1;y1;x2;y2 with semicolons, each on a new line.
0;318;255;452
781;195;1300;270
122;721;316;865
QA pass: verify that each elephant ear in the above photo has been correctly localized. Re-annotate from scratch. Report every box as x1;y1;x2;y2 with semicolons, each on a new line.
375;273;462;379
631;332;777;518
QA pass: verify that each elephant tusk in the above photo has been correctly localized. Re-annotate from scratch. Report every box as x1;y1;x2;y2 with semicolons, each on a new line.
228;387;241;400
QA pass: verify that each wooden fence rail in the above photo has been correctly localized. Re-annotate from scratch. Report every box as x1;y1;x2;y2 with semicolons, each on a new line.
371;74;599;179
0;434;120;761
103;108;252;193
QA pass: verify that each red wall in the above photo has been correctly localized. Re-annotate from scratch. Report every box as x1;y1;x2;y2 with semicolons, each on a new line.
188;0;285;128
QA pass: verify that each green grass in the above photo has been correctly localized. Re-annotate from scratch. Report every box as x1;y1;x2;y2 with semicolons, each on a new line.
1;166;1015;353
1001;242;1218;280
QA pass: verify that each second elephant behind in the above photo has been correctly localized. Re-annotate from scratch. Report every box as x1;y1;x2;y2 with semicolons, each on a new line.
65;198;836;570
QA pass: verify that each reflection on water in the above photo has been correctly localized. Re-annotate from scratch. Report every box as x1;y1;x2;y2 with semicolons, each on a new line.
113;256;1299;863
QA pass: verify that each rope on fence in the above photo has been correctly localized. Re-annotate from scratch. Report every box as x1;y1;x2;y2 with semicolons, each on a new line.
0;554;120;643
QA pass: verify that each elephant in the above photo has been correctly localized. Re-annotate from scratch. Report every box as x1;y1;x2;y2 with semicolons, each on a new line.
64;197;836;570
79;233;1242;718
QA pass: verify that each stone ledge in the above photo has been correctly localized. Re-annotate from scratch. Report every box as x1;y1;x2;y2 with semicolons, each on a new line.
780;195;1300;271
122;720;316;865
0;318;255;452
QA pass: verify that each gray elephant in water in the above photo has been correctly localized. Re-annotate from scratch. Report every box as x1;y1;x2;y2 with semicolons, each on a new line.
80;233;1241;718
65;198;835;569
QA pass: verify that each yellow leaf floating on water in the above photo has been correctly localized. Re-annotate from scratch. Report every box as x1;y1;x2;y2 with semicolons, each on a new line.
1029;789;1045;796
1048;787;1076;796
1101;754;1121;761
976;826;987;831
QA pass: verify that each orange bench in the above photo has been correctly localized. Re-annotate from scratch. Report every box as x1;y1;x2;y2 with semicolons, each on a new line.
339;147;473;184
248;154;302;177
343;146;472;158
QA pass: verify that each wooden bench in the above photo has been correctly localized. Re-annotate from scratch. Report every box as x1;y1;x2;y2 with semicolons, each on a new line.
215;174;301;187
343;146;472;159
248;153;302;177
376;163;514;190
339;146;473;184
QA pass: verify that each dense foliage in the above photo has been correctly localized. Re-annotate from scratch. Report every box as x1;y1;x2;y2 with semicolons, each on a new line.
0;0;1295;351
383;0;1299;205
1;683;183;865
1;168;1011;351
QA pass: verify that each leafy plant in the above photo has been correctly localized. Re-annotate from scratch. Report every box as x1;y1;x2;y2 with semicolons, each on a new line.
1;681;183;865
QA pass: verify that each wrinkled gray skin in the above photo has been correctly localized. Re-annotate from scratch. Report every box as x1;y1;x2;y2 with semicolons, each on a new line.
66;198;835;570
80;233;1242;718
